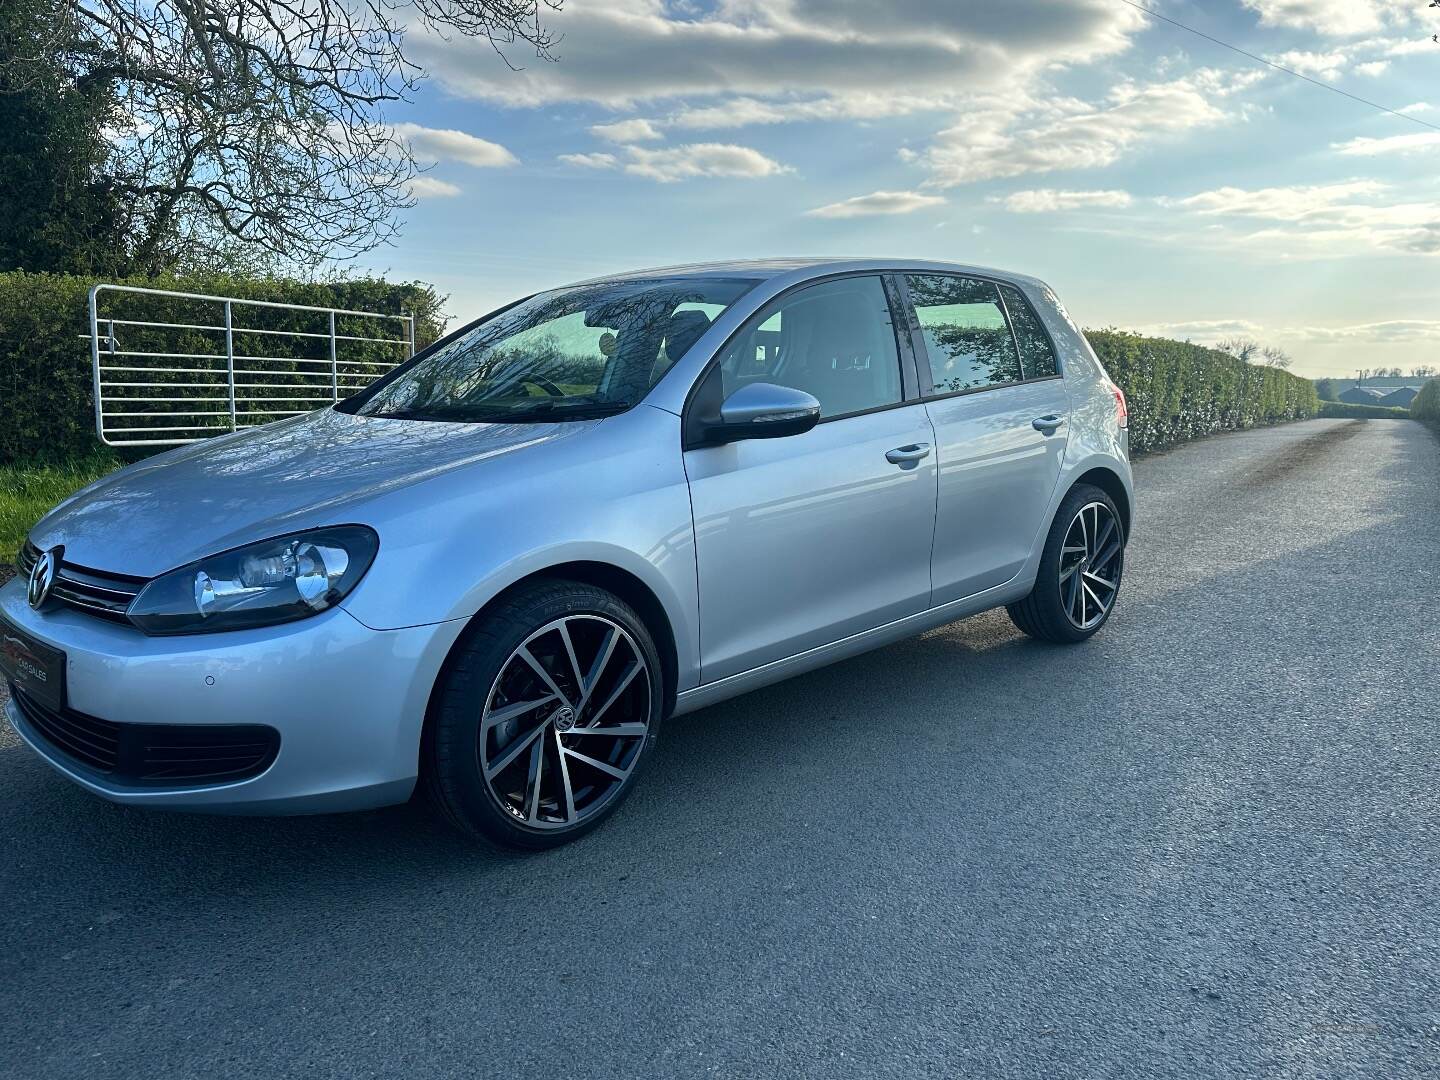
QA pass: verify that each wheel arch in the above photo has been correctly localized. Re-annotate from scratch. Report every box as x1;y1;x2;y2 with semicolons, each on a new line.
426;560;682;732
523;561;680;715
1072;465;1132;541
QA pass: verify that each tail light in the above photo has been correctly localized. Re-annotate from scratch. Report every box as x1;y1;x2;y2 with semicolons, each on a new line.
1111;384;1128;429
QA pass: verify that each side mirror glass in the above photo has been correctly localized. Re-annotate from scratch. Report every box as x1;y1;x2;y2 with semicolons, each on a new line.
708;383;821;444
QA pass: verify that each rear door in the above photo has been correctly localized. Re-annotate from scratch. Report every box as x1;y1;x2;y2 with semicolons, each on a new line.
898;274;1070;606
683;275;938;683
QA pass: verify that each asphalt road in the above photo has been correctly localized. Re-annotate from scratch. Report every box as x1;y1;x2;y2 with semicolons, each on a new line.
3;418;1439;1080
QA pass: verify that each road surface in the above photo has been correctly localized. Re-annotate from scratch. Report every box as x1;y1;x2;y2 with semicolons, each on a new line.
3;418;1439;1079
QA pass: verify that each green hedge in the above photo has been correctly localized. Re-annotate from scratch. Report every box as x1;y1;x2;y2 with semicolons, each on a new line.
1412;378;1440;433
0;271;446;463
1316;400;1412;420
1085;330;1319;455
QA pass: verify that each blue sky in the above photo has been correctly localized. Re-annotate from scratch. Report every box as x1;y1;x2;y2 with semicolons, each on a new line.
356;0;1439;378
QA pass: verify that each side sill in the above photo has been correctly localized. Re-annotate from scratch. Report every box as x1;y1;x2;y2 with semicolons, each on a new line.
671;578;1032;718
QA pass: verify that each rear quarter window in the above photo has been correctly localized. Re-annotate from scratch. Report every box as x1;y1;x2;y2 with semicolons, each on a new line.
998;283;1060;379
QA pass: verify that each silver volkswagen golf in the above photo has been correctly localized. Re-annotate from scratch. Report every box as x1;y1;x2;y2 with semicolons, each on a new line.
3;259;1132;848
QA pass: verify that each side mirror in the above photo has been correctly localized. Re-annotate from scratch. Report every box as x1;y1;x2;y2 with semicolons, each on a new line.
695;382;820;446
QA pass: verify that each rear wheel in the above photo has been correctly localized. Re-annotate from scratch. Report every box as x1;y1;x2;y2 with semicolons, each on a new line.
426;580;663;849
1007;484;1125;644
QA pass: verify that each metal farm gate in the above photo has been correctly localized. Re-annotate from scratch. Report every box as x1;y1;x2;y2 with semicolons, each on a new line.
88;284;416;447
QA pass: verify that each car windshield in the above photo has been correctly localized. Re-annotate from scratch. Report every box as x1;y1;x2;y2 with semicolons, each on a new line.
342;277;757;423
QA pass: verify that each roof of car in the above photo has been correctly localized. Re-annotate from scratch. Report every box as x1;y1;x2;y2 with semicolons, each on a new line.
566;257;1046;290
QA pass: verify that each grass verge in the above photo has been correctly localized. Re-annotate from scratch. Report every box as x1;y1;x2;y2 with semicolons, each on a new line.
1;452;123;571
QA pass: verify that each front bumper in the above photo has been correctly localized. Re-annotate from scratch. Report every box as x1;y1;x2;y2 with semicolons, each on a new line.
1;579;466;814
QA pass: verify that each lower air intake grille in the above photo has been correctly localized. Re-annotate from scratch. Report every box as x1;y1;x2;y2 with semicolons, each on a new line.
9;684;279;785
12;684;120;773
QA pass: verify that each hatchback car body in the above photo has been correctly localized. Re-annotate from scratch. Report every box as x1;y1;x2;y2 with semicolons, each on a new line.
3;258;1132;848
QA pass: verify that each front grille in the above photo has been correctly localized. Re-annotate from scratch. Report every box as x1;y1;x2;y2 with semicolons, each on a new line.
19;542;146;625
9;684;280;785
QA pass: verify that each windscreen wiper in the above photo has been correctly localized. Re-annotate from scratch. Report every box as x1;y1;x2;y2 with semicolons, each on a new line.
505;400;631;419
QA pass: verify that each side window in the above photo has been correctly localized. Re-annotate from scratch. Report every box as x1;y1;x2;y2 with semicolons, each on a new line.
906;275;1022;394
999;284;1059;379
717;276;902;419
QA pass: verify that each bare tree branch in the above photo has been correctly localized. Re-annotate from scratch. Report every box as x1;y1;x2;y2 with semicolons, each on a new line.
1216;337;1292;370
1;0;560;272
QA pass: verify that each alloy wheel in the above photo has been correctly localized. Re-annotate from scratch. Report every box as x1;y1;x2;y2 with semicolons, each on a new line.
1059;501;1123;631
478;615;652;830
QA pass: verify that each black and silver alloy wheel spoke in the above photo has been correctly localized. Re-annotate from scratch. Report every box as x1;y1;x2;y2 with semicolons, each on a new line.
479;615;651;830
1059;501;1123;631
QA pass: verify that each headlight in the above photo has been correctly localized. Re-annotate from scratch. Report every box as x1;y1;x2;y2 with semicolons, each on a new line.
128;526;379;635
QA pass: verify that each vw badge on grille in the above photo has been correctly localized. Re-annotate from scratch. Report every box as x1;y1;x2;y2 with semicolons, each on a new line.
27;547;61;610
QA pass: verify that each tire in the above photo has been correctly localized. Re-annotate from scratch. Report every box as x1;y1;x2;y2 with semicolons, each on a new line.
425;579;664;850
1007;483;1126;644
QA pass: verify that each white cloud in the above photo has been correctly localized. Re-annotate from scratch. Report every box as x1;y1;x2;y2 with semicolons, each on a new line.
668;93;957;130
411;0;1143;109
1165;181;1440;256
407;176;463;198
999;189;1133;212
919;69;1262;187
1283;321;1440;343
1398;102;1435;115
1143;318;1440;346
589;118;663;143
1258;26;1428;83
391;123;517;168
1168;181;1388;221
1137;319;1267;343
1241;0;1417;37
804;190;946;218
1334;132;1440;156
1400;225;1440;254
622;143;791;182
1240;223;1439;257
670;99;791;129
1145;319;1440;347
1272;49;1348;78
562;142;790;181
584;92;972;146
558;152;619;169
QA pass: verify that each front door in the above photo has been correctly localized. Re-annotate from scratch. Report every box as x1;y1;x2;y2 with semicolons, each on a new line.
683;275;938;683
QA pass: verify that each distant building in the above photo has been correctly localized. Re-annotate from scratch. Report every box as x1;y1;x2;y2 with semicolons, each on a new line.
1378;387;1419;408
1338;387;1384;405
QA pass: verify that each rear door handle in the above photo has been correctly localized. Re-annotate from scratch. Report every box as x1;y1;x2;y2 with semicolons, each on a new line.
885;442;932;465
1032;414;1066;434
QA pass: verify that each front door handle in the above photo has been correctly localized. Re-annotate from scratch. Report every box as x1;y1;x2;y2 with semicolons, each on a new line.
885;442;932;466
1032;414;1066;434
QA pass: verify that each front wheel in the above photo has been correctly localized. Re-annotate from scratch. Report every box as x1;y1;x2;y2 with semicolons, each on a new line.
1007;484;1125;644
425;580;663;849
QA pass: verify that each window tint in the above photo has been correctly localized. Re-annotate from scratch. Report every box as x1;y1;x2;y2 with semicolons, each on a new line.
999;283;1059;379
906;275;1022;394
716;276;902;419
